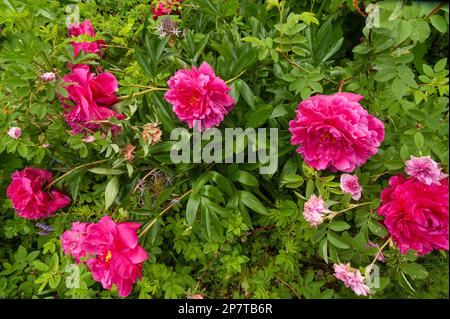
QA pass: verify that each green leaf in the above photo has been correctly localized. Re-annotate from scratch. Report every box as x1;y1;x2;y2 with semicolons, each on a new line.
368;220;388;237
374;67;396;82
327;232;350;249
434;58;447;73
401;263;429;280
320;239;328;264
329;221;351;232
280;174;304;188
233;170;259;187
414;131;424;148
32;260;49;272
430;15;448;33
238;80;255;110
105;176;120;210
186;193;201;226
88;168;124;175
239;191;268;215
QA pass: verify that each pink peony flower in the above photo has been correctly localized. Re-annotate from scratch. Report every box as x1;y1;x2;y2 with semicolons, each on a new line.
7;127;21;139
40;72;56;82
303;194;328;227
71;41;103;58
164;62;235;131
405;155;448;186
289;93;384;172
60;65;125;135
68;19;96;37
340;174;362;200
68;19;104;69
60;221;90;262
378;174;449;255
6;167;71;220
333;263;371;296
61;215;148;297
151;0;182;20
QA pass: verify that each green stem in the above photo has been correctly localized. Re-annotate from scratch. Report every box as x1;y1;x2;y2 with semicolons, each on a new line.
225;69;247;84
119;87;168;100
367;237;391;270
46;159;107;190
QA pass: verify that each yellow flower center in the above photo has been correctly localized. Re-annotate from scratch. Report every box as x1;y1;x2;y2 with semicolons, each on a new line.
105;251;112;262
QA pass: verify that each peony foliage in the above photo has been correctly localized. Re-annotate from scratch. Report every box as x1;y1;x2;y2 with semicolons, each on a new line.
0;0;448;299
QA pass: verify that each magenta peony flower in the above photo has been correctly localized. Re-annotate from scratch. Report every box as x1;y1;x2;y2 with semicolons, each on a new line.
340;174;362;200
151;0;182;20
378;174;449;255
164;62;235;131
71;41;103;58
68;19;105;69
405;155;448;186
6;168;71;220
333;263;371;296
60;65;125;134
7;127;21;139
40;72;56;82
68;19;96;37
289;93;384;172
61;215;148;297
303;194;328;227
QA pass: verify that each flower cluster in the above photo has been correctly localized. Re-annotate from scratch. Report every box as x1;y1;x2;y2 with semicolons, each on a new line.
61;215;148;297
60;20;124;135
289;93;384;172
6;167;71;220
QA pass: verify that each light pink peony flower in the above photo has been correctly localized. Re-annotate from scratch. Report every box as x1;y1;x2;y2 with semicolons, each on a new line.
405;155;448;186
7;127;21;139
303;194;328;227
60;65;124;135
151;0;182;20
60;221;90;262
289;93;384;172
378;175;449;255
40;72;56;82
164;62;235;131
340;174;362;200
83;136;95;143
6;167;71;220
333;263;371;296
61;215;148;297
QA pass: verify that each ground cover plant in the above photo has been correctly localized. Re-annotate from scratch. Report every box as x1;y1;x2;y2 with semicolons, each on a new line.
0;0;448;299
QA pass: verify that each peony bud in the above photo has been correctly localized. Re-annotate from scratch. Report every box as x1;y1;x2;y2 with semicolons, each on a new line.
7;127;22;139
